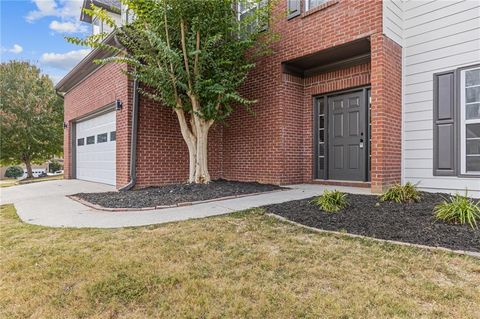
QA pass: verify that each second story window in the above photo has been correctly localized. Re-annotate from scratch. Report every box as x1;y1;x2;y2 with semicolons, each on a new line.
92;17;102;35
306;0;327;11
237;0;268;33
92;15;119;37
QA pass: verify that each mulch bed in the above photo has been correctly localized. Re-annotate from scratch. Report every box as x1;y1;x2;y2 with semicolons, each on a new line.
74;179;285;209
263;192;480;252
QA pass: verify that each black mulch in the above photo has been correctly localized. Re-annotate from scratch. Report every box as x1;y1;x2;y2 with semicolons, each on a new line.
263;192;480;252
74;179;285;208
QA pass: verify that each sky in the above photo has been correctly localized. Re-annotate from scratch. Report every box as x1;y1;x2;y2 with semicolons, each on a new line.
0;0;91;84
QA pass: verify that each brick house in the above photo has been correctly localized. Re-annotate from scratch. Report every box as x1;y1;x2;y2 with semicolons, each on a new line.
56;0;480;197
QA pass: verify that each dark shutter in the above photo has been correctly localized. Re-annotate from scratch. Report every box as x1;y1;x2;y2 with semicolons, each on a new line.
287;0;301;19
433;71;456;176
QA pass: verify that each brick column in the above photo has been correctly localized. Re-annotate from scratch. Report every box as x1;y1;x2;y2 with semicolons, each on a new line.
370;34;402;193
63;122;72;179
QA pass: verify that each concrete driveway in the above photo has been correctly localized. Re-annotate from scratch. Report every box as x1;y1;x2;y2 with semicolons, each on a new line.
0;179;371;228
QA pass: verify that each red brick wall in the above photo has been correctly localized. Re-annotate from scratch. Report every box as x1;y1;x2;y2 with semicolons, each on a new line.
370;34;402;192
223;0;389;186
63;0;402;192
134;94;223;187
63;62;132;187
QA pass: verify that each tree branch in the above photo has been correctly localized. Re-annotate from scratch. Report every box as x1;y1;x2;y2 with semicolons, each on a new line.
161;12;181;107
180;18;194;97
194;31;200;77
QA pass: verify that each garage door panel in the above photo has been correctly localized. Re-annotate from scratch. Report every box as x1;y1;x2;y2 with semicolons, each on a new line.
76;110;116;185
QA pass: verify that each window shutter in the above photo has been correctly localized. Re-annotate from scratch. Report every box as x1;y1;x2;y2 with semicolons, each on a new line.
287;0;301;19
433;71;457;176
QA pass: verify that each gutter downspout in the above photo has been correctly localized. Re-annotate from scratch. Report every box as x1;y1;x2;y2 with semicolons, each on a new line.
119;79;139;191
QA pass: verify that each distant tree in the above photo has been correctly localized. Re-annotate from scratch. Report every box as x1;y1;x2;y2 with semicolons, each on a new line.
4;166;23;179
0;61;63;178
49;159;63;173
68;0;276;183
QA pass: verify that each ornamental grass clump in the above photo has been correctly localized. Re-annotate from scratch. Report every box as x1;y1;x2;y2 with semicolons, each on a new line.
434;193;480;229
311;190;348;213
379;182;421;203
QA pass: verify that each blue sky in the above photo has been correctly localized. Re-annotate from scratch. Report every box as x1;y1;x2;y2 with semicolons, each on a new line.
1;0;91;84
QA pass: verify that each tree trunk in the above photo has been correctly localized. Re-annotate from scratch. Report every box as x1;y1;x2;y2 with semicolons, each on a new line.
193;123;210;183
24;158;33;179
174;108;212;184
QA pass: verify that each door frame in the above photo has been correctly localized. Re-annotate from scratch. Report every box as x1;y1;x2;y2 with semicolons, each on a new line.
312;86;371;181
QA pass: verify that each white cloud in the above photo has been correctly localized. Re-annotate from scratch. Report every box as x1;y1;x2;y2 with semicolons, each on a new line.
26;0;87;34
49;20;87;33
47;73;64;85
1;44;24;54
40;49;90;70
26;0;59;22
10;44;23;54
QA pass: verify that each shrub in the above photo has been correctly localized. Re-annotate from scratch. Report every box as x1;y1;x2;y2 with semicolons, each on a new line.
49;160;62;173
4;166;23;178
434;193;480;229
379;182;421;203
311;190;348;213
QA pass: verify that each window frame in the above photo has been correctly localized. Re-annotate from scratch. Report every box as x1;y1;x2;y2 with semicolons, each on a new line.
77;138;85;146
459;65;480;175
305;0;327;11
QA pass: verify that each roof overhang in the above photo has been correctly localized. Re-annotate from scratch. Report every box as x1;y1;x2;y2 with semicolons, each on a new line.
282;37;371;78
80;0;121;23
55;32;121;94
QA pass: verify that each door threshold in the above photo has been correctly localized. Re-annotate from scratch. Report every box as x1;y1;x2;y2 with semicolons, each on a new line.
311;179;371;188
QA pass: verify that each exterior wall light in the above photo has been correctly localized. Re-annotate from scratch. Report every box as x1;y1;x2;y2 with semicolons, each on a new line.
115;99;123;110
63;122;68;129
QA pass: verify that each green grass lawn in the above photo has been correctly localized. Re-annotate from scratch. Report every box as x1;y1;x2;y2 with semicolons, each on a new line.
1;204;479;318
0;174;64;188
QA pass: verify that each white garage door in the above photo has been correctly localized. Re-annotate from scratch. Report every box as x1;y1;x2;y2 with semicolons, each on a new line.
76;110;116;185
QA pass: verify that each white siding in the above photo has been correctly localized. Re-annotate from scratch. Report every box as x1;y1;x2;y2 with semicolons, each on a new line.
402;0;480;197
383;0;404;46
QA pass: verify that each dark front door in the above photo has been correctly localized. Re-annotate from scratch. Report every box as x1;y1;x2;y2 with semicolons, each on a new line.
327;91;366;181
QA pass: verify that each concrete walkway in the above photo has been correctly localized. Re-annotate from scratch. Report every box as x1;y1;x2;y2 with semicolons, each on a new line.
1;179;371;228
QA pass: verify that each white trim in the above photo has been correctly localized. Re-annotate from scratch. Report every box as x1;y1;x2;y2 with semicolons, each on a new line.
460;66;480;174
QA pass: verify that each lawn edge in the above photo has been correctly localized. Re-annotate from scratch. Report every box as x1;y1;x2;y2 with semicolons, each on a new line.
266;213;480;259
67;189;287;212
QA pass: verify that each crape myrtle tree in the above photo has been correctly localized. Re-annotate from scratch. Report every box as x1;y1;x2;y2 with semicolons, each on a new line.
67;0;276;184
0;61;63;178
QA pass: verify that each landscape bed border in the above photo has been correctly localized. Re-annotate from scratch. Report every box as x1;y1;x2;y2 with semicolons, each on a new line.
67;189;286;212
268;213;480;259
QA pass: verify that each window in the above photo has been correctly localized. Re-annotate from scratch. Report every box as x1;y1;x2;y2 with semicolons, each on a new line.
92;17;102;35
122;6;135;24
460;66;480;174
433;64;480;177
306;0;327;11
86;136;95;145
287;0;300;19
97;133;108;143
110;131;116;141
238;0;268;33
77;138;85;146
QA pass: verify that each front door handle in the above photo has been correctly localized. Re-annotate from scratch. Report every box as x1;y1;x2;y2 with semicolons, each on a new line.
359;138;364;149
